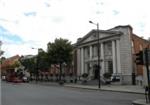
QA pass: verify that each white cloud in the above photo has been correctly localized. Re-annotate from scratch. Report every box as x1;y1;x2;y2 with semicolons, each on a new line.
2;43;38;57
0;0;150;57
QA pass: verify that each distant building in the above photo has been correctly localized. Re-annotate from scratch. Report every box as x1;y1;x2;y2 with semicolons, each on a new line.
1;55;20;75
74;25;150;85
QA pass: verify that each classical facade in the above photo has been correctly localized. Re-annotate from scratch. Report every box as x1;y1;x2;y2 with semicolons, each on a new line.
75;25;138;84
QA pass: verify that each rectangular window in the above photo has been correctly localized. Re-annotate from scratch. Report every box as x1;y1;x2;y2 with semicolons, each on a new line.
92;44;98;57
84;46;90;59
104;60;113;74
104;41;112;56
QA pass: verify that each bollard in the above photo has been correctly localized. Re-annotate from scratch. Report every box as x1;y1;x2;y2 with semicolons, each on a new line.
145;86;149;103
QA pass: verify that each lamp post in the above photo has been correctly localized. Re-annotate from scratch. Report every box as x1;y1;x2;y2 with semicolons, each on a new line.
145;43;150;102
89;21;101;88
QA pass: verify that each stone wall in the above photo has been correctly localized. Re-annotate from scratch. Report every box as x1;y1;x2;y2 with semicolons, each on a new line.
110;26;133;84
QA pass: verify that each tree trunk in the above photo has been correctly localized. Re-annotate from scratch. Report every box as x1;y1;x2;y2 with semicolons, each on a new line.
59;63;62;82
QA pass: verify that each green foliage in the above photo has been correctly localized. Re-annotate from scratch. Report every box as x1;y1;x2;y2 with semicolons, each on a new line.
47;38;73;65
37;49;49;71
20;57;36;73
0;50;4;56
0;57;6;64
82;73;88;78
103;72;112;79
20;38;73;75
12;60;21;68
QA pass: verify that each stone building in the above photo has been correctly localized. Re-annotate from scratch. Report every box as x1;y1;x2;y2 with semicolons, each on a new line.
74;25;150;85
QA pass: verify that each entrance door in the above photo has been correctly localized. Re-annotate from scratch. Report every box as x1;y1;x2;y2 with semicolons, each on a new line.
108;61;113;74
93;64;99;79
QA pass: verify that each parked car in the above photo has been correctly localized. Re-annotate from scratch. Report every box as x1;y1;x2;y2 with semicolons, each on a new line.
111;74;120;82
103;72;111;84
2;75;6;81
22;76;29;83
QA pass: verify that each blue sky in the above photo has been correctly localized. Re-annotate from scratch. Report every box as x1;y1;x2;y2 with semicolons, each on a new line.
0;26;23;44
0;0;150;57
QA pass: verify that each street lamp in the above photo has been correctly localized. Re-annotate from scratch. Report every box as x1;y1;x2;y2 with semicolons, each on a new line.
145;43;150;102
89;21;101;89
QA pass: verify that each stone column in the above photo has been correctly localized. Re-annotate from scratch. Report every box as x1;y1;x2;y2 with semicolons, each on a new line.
90;45;92;60
112;40;117;74
89;45;93;79
77;48;81;76
81;48;84;74
116;40;121;73
100;43;104;75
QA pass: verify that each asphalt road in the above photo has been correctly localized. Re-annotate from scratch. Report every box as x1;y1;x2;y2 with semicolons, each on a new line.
1;81;144;105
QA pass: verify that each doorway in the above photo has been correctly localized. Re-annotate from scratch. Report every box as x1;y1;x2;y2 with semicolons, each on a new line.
93;64;99;79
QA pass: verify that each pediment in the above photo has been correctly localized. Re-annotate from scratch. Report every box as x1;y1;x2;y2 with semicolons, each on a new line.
77;30;121;45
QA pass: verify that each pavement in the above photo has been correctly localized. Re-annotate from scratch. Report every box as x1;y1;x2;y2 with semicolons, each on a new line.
29;81;149;105
65;84;145;94
30;81;145;94
132;99;150;105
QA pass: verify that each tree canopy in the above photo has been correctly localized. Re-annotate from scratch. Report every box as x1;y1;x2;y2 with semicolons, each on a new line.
47;38;73;65
20;56;36;73
37;49;49;71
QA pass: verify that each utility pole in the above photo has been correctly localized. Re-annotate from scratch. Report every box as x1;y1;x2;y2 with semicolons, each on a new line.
89;21;101;89
145;48;150;102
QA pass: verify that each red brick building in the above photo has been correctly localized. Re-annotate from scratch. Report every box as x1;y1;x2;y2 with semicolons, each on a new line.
1;55;20;75
132;34;150;85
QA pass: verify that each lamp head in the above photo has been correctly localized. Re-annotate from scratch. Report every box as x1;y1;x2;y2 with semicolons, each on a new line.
89;21;93;24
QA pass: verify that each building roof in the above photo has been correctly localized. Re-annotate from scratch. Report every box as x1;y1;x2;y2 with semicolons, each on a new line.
20;55;35;60
132;34;150;43
75;25;125;46
1;55;20;70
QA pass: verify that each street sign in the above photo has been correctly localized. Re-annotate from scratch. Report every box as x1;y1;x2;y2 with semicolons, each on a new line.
148;49;150;65
144;48;150;102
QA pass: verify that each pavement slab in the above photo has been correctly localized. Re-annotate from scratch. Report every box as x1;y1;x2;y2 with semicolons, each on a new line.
132;99;150;105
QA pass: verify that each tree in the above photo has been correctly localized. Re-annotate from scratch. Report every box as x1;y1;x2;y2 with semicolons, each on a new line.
0;56;6;64
20;56;36;74
0;50;4;56
47;38;73;82
11;60;21;68
37;49;49;72
0;40;4;56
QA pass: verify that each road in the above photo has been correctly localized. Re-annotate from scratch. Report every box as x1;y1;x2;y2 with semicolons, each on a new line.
1;81;144;105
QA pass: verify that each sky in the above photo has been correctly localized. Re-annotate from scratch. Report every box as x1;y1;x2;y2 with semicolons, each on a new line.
0;0;150;58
